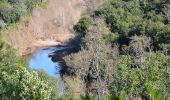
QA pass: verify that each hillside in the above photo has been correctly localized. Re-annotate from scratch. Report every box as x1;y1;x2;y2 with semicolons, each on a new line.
3;0;103;55
62;0;170;99
0;0;104;99
1;0;170;99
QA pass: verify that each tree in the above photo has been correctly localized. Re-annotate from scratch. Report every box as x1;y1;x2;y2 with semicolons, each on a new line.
0;43;56;99
110;36;170;99
65;18;118;99
74;17;92;37
0;68;52;100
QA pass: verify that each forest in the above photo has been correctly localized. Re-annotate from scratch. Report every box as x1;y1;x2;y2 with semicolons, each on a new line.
65;0;170;99
0;0;170;100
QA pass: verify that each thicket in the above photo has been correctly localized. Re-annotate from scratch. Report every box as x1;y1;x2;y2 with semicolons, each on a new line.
99;0;170;52
0;0;47;29
74;16;93;37
1;0;170;99
0;40;58;100
63;0;170;99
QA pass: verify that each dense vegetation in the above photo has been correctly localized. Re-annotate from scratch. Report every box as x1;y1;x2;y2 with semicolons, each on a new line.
0;43;59;99
64;0;170;99
100;0;170;51
1;0;170;99
0;0;47;29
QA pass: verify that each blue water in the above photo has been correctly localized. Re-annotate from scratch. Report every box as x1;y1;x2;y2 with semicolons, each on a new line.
29;47;63;77
29;47;65;95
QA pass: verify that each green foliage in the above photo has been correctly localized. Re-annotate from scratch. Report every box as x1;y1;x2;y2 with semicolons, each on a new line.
63;0;170;99
0;45;28;74
0;0;58;99
0;68;52;100
107;95;117;100
0;0;46;25
119;90;126;100
111;52;170;99
103;32;118;44
36;70;58;99
0;45;57;99
0;7;21;24
99;0;170;51
80;95;93;100
25;0;45;13
148;86;165;100
107;91;129;100
74;17;92;36
64;0;170;99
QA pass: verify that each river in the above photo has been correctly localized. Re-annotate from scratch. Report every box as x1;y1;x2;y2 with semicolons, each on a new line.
28;46;66;96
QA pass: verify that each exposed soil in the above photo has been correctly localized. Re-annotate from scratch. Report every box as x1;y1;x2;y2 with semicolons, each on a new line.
3;0;103;56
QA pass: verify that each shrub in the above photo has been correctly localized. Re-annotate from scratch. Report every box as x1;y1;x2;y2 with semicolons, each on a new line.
0;0;44;25
36;70;58;99
0;44;58;99
74;17;92;36
111;53;170;99
99;0;170;50
1;8;21;23
103;32;118;44
0;68;52;100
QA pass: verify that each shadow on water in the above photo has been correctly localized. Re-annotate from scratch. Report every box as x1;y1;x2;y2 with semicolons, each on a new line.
29;36;81;95
50;36;81;76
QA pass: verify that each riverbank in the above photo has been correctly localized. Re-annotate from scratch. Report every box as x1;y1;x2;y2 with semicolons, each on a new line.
28;37;81;96
2;0;104;56
3;0;80;55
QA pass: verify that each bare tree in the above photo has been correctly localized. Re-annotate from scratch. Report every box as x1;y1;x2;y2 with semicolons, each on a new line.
64;18;118;99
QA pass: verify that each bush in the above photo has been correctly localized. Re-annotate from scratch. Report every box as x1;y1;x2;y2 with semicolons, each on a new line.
74;17;92;36
103;32;118;44
111;53;170;99
99;0;170;50
1;8;21;23
0;44;56;99
36;70;58;99
0;68;52;100
0;46;28;74
0;0;44;25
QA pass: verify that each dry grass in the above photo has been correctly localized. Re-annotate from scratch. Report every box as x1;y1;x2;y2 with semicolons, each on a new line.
64;76;86;99
3;0;82;55
3;0;104;55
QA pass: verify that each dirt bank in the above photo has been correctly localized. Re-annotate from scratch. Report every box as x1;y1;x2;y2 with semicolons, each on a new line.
3;0;103;55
